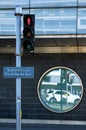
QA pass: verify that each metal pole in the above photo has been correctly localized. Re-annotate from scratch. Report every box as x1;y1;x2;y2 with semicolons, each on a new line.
15;6;22;130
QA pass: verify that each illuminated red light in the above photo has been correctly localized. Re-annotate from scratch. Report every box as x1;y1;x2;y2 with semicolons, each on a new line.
27;17;31;25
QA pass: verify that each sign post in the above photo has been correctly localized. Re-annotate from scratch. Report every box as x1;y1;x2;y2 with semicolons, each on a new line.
3;6;34;130
15;6;22;130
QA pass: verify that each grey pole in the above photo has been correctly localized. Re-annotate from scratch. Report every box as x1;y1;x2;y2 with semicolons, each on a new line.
15;6;22;130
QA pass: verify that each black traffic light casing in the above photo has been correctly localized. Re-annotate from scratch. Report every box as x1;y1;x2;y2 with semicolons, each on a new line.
23;14;35;54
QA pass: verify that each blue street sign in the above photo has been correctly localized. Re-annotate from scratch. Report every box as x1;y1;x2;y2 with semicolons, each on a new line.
3;67;34;78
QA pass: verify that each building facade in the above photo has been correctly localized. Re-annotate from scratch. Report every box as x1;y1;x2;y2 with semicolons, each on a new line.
0;0;86;123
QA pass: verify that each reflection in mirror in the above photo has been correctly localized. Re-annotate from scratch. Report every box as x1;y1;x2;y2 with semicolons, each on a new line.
37;67;83;113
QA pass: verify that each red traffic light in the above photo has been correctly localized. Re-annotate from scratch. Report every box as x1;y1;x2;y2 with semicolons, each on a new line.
27;17;31;25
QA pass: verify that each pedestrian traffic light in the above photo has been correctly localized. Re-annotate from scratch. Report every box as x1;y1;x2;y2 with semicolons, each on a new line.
23;14;35;54
66;73;75;84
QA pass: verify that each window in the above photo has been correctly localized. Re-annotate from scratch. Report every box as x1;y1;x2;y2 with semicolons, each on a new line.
37;67;83;113
0;1;86;35
79;0;86;6
31;0;77;8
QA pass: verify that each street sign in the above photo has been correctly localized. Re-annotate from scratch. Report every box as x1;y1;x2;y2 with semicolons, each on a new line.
3;67;34;78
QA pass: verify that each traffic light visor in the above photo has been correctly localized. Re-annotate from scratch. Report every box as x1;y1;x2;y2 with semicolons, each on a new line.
24;15;33;26
23;27;34;38
23;39;34;53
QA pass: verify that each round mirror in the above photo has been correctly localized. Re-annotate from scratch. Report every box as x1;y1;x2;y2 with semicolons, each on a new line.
37;67;83;113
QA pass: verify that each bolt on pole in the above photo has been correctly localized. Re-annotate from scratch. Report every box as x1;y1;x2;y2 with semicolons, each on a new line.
15;6;22;130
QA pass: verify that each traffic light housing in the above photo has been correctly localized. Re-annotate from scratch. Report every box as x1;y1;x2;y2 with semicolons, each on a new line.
66;73;75;84
23;14;35;54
